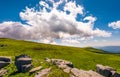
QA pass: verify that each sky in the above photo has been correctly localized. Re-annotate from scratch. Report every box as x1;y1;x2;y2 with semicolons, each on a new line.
0;0;120;47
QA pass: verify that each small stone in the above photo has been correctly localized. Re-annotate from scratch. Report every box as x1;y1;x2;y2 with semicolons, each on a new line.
29;66;42;74
35;68;51;77
0;69;7;77
44;58;51;63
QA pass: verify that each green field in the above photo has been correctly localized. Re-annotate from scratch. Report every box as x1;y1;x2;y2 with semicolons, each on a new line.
0;38;120;77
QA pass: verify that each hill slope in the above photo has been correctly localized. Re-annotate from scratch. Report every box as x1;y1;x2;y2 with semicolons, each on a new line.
0;38;120;77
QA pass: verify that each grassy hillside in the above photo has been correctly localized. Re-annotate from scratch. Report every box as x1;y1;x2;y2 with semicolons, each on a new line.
0;38;120;77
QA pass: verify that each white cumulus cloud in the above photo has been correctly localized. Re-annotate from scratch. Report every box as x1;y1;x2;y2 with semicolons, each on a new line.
108;20;120;29
0;21;31;39
64;1;84;17
0;0;111;45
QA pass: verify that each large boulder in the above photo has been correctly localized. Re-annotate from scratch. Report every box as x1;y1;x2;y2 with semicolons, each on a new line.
96;64;116;77
15;54;32;73
0;56;11;69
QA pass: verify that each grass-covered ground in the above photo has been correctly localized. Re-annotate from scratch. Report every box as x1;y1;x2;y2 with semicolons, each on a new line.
0;38;120;77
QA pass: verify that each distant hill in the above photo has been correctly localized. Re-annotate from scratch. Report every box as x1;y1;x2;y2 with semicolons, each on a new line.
0;38;120;77
95;46;120;53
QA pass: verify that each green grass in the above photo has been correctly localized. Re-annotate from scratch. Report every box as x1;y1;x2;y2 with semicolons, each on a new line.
0;38;120;77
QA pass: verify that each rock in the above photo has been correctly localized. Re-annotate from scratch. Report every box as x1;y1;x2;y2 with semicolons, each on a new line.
66;63;73;68
29;66;42;74
96;64;116;77
71;68;104;77
87;70;104;77
15;54;32;73
63;67;71;73
113;72;120;77
22;64;33;73
51;59;73;68
58;64;68;69
71;68;90;77
35;68;51;77
0;56;11;69
71;68;80;76
44;58;51;63
0;56;11;62
70;74;75;77
0;69;7;77
0;44;7;47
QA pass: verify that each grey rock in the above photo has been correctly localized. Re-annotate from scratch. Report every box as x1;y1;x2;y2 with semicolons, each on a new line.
15;54;32;73
21;64;33;73
44;58;51;63
87;70;104;77
0;69;7;77
70;74;75;77
96;64;116;77
71;68;104;77
58;64;68;69
0;44;7;47
63;67;71;73
51;59;73;68
29;66;42;74
71;68;90;77
111;71;120;77
35;68;51;77
0;56;11;69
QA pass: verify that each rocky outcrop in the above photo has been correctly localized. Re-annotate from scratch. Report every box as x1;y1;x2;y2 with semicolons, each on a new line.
45;58;104;77
35;68;51;77
15;54;32;73
0;55;120;77
96;64;120;77
0;56;11;69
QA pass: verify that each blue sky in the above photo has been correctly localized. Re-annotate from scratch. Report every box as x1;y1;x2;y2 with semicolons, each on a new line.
0;0;120;47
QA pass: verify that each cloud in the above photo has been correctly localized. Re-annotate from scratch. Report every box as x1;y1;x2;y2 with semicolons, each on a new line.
0;0;111;45
108;20;120;29
61;39;80;46
0;21;31;39
39;1;49;8
64;1;84;17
